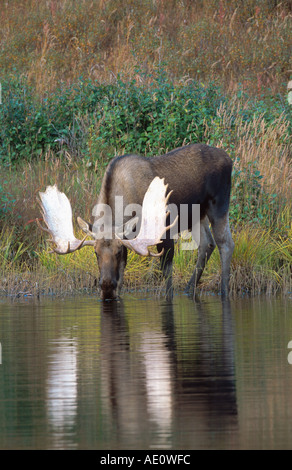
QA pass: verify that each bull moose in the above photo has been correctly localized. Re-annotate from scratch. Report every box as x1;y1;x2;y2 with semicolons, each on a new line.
38;144;234;300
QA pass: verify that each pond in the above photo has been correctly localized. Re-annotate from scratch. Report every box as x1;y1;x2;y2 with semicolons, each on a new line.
0;293;291;450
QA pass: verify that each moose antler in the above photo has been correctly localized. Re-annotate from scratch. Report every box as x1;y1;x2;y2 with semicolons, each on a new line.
38;185;95;254
116;177;178;257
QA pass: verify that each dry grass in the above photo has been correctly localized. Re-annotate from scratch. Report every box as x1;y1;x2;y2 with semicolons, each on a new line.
209;102;292;201
0;0;291;95
0;153;105;248
200;227;289;296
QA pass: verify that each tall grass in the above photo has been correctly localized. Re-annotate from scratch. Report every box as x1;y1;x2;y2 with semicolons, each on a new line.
1;222;291;298
205;101;292;228
209;102;291;200
0;0;291;95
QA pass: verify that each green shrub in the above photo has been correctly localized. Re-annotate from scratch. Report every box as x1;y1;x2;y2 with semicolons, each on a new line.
2;73;289;165
0;74;225;163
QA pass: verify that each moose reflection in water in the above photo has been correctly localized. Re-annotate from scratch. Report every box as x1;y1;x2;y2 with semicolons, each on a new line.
95;298;238;449
1;296;291;449
43;297;237;449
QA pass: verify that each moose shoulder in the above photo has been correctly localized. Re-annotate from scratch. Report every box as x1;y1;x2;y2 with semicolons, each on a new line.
38;144;234;300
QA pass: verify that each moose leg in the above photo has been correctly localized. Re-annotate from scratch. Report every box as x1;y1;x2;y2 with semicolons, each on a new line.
158;239;174;300
117;246;128;297
185;217;216;296
210;212;234;299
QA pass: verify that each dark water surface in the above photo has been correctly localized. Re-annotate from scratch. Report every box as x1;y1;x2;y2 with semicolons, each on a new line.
0;294;291;450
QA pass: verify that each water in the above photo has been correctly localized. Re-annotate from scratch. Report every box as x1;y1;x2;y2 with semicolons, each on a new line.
0;293;291;450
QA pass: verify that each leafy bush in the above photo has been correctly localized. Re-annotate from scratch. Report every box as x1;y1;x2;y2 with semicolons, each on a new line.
1;73;289;165
0;75;225;163
0;79;56;164
83;74;226;160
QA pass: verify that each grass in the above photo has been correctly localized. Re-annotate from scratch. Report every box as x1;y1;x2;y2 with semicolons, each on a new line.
207;102;291;202
1;221;291;299
0;0;291;299
0;0;291;95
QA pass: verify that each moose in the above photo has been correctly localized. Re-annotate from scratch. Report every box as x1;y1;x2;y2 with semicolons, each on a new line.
37;144;234;300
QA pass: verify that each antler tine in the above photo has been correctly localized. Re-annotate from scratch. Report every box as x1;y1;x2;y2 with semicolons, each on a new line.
47;234;90;255
165;211;178;232
36;217;51;234
165;188;173;204
146;211;178;257
147;247;164;257
63;236;89;254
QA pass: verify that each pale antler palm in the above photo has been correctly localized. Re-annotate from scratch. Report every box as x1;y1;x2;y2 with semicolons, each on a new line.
116;177;178;257
38;185;95;254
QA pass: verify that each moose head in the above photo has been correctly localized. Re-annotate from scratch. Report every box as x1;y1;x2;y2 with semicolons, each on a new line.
37;177;176;300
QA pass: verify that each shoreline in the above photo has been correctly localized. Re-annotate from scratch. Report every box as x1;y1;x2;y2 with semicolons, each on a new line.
1;264;291;301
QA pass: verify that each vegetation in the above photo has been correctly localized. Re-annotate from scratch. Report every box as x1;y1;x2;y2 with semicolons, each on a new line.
0;0;291;298
1;0;291;94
